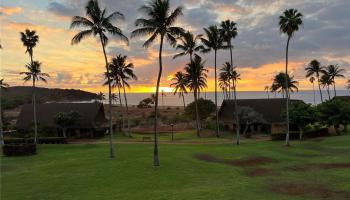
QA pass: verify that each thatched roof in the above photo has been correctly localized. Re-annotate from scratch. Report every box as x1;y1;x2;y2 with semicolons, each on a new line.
16;103;106;129
219;99;304;123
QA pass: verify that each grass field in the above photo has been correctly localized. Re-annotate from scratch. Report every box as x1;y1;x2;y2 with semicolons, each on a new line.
2;134;350;200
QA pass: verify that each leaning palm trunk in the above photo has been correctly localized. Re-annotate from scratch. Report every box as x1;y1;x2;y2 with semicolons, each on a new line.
317;74;323;103
312;82;316;104
333;82;337;97
153;35;164;167
214;50;219;137
182;93;186;109
285;36;291;146
122;82;131;136
99;34;115;158
117;85;124;134
327;85;331;100
194;88;201;137
0;87;4;146
233;81;240;145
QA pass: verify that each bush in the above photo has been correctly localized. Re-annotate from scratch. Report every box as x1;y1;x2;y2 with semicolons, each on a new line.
185;98;216;120
3;143;37;156
271;128;329;140
4;137;67;144
271;132;299;141
204;118;225;131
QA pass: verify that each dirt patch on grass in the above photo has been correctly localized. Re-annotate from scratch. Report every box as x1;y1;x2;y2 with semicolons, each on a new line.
289;163;350;172
270;182;350;199
194;154;275;167
246;168;276;177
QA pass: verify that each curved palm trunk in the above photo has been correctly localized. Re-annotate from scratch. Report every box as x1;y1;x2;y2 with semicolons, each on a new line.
327;85;331;100
285;36;291;146
117;85;124;134
317;73;323;103
153;35;164;167
214;50;219;138
333;81;337;97
122;81;131;136
0;87;4;146
99;34;115;159
233;81;240;145
182;93;186;109
194;87;201;137
312;82;316;104
33;79;38;144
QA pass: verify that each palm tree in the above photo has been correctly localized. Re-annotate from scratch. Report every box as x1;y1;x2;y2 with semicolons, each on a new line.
264;86;270;99
20;29;39;65
346;79;350;94
220;20;238;68
20;29;39;142
219;70;230;100
170;72;187;109
184;55;208;137
97;92;105;103
161;90;167;106
220;62;233;99
111;93;118;105
70;0;128;158
320;73;333;100
131;0;184;166
271;73;299;97
20;61;49;144
201;25;225;138
309;77;316;104
0;79;9;146
279;8;303;146
306;59;325;102
173;31;204;61
325;64;345;97
232;69;241;145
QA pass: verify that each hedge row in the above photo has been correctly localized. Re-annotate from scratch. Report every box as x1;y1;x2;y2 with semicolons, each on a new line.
4;137;67;144
2;143;37;156
271;128;329;141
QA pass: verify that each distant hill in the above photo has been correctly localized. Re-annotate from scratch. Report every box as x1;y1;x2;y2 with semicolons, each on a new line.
2;86;99;110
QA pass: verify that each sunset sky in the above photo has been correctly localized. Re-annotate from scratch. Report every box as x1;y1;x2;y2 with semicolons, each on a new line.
0;0;349;93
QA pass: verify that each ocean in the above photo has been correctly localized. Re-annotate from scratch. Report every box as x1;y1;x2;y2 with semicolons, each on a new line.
104;90;350;106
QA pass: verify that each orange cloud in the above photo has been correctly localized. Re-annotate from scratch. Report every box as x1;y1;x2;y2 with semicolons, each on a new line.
0;6;22;15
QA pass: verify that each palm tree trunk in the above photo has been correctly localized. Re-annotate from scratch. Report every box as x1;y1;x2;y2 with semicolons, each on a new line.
234;80;240;145
333;82;337;97
63;128;67;138
194;87;200;137
32;79;38;144
327;85;331;100
0;87;4;146
312;82;316;104
122;81;131;136
214;49;219;138
285;36;291;146
317;73;323;103
153;35;164;167
182;93;186;109
117;85;124;134
299;127;303;141
99;34;115;159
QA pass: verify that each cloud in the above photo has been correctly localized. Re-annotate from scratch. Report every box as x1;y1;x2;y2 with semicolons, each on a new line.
47;2;78;17
0;6;22;15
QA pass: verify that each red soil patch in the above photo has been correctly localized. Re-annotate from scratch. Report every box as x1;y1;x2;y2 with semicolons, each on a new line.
194;154;275;167
289;163;350;172
270;182;350;199
246;168;276;177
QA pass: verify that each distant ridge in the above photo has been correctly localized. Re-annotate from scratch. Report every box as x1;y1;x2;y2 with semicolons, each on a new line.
2;86;98;109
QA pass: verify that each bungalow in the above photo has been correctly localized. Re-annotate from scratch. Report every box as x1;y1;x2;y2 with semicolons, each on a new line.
218;99;303;134
16;103;107;138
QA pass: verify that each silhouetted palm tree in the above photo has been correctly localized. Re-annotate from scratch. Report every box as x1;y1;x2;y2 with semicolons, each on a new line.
170;71;188;109
70;0;128;158
131;0;184;166
320;73;333;100
279;8;303;146
219;74;229;100
20;29;39;142
264;86;270;99
231;69;241;144
20;61;49;144
173;31;204;61
325;64;345;97
309;77;316;104
306;59;325;103
184;55;208;137
201;25;225;138
97;92;105;102
220;20;238;68
0;79;9;146
271;73;298;98
220;62;233;99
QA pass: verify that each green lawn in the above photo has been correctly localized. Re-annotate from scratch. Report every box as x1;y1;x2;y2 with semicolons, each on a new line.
2;135;350;200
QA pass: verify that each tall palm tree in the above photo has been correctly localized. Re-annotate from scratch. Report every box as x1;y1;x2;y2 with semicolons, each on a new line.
20;29;39;142
173;31;204;61
20;61;49;144
219;70;230;100
264;86;270;99
170;71;187;109
220;20;238;69
231;69;241;145
325;64;345;97
271;72;299;97
309;77;316;104
184;55;208;137
70;0;128;158
320;73;333;100
201;25;225;138
131;0;184;166
279;8;303;146
305;59;325;103
0;79;9;146
220;62;233;99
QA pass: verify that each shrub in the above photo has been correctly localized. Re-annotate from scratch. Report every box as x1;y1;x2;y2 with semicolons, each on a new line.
205;118;225;131
4;137;67;144
185;98;216;120
3;143;37;156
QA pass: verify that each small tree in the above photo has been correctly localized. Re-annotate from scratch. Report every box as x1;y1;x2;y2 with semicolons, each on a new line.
316;99;350;135
289;102;315;140
185;98;216;122
237;106;266;138
54;111;80;138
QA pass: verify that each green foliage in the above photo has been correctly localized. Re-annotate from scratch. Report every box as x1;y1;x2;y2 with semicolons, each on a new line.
54;111;80;129
316;99;350;132
137;97;153;108
289;101;316;129
185;98;216;120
